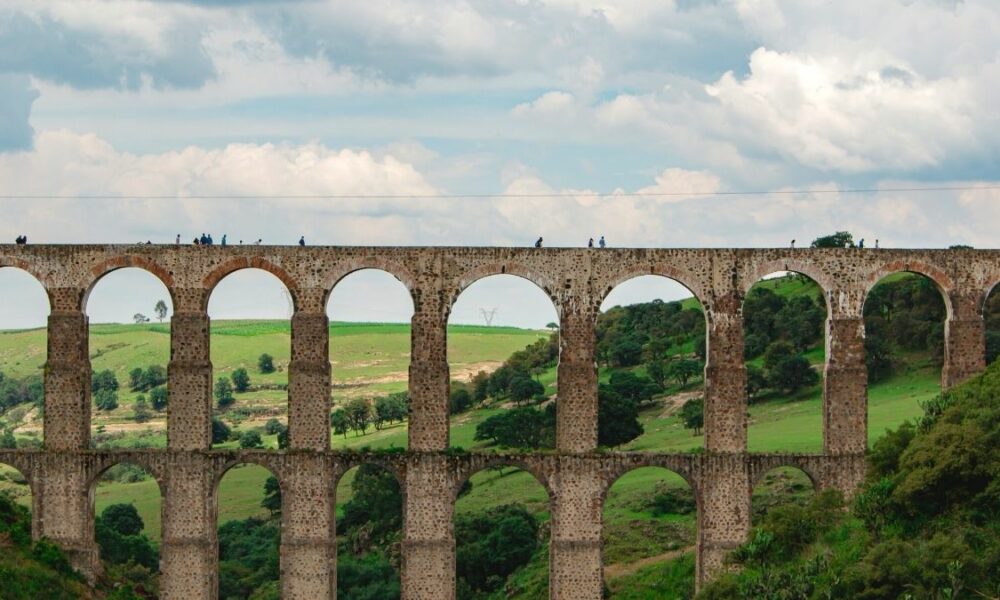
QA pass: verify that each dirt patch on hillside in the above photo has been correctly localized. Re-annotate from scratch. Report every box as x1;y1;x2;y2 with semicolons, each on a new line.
604;546;694;580
657;391;702;419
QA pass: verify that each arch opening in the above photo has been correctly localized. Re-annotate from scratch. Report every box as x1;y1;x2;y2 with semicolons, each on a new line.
327;269;415;450
448;275;558;452
743;272;828;453
864;271;946;447
92;461;163;594
454;464;550;599
216;462;282;599
208;269;292;449
86;267;173;449
0;267;49;448
601;466;696;597
598;275;706;452
335;463;403;598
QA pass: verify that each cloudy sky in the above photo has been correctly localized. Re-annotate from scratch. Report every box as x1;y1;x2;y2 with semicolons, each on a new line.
0;0;997;328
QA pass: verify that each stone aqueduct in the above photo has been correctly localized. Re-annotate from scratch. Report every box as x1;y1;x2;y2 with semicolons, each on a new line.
0;244;997;599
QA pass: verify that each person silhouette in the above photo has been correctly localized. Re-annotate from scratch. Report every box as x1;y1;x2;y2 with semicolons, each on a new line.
534;237;543;248
598;236;606;248
299;236;305;247
588;237;594;248
221;234;227;247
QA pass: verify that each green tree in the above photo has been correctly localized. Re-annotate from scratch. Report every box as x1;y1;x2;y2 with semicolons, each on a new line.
509;376;544;405
474;406;552;449
344;397;371;435
128;367;144;391
646;359;667;388
340;464;402;545
231;367;251;393
330;409;349;439
258;353;275;374
133;395;151;423
149;386;167;411
240;430;264;449
374;393;408;429
92;369;119;393
264;418;285;435
94;388;119;411
0;428;16;449
763;341;819;394
261;476;281;515
211;417;231;445
746;364;767;403
680;397;704;435
215;377;234;408
449;387;473;414
597;385;643;447
456;504;539;594
667;358;703;387
154;299;168;322
139;365;167;391
608;370;660;404
811;231;854;248
100;503;144;536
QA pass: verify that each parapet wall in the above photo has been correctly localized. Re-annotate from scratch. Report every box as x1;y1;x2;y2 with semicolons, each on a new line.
0;244;996;599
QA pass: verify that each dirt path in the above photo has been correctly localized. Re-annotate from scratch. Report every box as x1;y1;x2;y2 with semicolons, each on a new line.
603;546;694;580
657;391;702;419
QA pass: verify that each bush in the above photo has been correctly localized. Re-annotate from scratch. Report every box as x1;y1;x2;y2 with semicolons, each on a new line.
258;354;275;374
132;396;151;423
95;388;119;411
263;418;285;435
149;386;167;411
650;487;696;516
337;552;400;600
212;417;231;445
240;430;264;449
215;377;234;408
474;406;553;449
456;504;538;595
92;369;119;393
597;384;643;447
449;388;473;414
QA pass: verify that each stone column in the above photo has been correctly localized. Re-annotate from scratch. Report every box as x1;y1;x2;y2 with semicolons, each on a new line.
160;454;215;600
556;308;598;453
824;310;868;459
39;294;94;576
550;457;603;600
281;455;335;599
696;454;750;589
401;454;454;600
168;290;212;451
44;305;90;450
408;302;449;451
942;292;986;389
289;291;331;450
35;454;94;578
703;298;746;453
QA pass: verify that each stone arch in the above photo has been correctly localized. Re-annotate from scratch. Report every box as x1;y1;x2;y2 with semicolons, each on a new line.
449;262;560;317
0;260;54;313
87;454;167;492
748;459;820;490
742;260;834;315
862;259;955;319
599;265;708;316
452;456;553;503
87;459;165;577
202;257;300;313
600;460;698;507
0;458;35;526
323;258;418;310
83;255;176;313
332;456;407;496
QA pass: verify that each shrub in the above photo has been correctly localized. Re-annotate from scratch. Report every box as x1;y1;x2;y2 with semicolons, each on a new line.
149;386;167;411
95;388;119;411
263;418;285;435
240;430;264;449
231;368;250;393
258;354;275;374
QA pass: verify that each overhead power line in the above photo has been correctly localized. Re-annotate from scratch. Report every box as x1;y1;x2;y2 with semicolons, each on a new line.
0;185;998;200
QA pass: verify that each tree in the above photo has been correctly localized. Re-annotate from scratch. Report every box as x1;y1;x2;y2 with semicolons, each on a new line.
149;386;168;411
546;322;559;331
474;407;551;448
128;367;144;391
746;364;767;403
647;359;668;388
597;385;643;447
154;299;168;322
608;370;659;404
609;338;644;367
92;369;119;393
667;358;703;387
211;417;231;445
258;353;275;374
133;313;150;324
763;341;819;394
264;418;285;435
94;388;119;411
344;397;371;435
239;430;263;449
330;409;350;439
374;393;408;428
140;365;167;390
340;463;402;545
509;376;544;405
261;476;281;515
133;395;151;423
680;397;704;435
811;231;854;248
100;503;144;537
215;377;234;408
456;504;539;594
231;368;250;393
0;428;16;449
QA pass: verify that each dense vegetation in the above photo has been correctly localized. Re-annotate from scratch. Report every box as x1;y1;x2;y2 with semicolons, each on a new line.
700;359;1000;599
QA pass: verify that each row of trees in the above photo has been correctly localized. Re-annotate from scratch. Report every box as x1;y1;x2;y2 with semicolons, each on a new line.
330;393;408;438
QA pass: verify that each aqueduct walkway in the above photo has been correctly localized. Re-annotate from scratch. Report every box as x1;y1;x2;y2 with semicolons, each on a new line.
0;244;997;599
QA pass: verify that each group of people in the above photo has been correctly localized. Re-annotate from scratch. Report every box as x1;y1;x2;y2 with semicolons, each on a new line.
183;233;271;246
13;235;27;245
533;235;607;248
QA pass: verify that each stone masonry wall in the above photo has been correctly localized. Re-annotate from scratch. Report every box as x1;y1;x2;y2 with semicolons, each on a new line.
0;244;995;599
